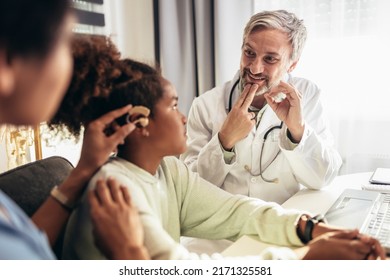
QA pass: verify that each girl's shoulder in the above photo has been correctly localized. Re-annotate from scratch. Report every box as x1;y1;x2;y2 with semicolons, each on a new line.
161;156;189;174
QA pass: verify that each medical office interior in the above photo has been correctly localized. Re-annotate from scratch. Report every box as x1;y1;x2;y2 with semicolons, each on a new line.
2;0;389;175
1;0;390;258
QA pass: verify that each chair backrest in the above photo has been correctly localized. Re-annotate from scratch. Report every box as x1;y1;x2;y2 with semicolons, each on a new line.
0;156;74;258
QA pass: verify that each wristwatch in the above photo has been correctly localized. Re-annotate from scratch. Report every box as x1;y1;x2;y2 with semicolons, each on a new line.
50;185;77;211
299;214;327;244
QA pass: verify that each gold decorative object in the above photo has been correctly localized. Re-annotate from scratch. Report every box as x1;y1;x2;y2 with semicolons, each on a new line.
0;125;35;171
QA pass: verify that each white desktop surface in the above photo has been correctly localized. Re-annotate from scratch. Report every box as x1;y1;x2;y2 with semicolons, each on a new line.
281;172;371;214
221;172;373;257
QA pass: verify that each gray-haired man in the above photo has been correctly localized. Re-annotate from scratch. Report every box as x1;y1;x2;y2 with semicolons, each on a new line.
181;10;342;204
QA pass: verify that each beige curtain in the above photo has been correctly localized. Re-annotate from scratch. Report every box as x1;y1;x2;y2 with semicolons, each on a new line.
157;0;216;115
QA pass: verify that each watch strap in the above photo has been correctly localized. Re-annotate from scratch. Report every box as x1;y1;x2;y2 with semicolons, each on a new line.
50;185;76;211
301;214;326;244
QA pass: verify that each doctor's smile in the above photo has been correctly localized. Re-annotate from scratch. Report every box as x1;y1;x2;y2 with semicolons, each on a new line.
242;69;268;86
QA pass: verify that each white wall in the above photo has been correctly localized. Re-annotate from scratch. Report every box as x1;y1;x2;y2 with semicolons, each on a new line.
105;0;155;63
214;0;253;85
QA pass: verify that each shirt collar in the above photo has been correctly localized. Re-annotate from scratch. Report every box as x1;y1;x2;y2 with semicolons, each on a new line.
110;157;159;184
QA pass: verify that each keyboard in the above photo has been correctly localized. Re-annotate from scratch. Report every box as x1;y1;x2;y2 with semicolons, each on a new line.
362;193;390;251
362;184;390;193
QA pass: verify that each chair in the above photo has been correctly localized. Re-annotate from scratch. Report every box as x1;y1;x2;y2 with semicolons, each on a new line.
0;156;74;258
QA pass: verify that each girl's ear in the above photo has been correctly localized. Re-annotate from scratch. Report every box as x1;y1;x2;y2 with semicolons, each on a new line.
0;51;15;97
132;126;150;137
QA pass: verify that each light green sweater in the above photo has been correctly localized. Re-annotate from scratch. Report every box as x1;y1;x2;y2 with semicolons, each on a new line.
63;156;305;260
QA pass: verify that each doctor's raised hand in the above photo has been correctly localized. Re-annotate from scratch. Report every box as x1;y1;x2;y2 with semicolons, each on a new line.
218;83;259;150
264;80;305;143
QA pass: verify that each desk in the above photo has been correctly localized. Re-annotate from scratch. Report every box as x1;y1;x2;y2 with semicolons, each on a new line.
222;172;373;257
282;172;371;214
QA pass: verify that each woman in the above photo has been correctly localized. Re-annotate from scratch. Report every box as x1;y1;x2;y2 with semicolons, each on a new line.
0;0;147;260
54;35;385;260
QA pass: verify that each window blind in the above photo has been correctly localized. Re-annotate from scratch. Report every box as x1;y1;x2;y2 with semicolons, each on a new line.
72;0;105;35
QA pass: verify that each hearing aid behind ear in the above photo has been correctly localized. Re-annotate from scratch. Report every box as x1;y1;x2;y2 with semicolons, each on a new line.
126;106;150;127
115;105;150;128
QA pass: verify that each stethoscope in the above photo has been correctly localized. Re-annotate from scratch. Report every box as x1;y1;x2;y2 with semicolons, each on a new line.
228;79;283;184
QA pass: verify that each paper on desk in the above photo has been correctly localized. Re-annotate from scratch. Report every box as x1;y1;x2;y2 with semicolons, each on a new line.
221;235;281;257
369;168;390;185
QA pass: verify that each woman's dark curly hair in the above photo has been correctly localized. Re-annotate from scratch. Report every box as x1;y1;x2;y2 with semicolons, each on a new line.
48;34;164;137
48;34;121;136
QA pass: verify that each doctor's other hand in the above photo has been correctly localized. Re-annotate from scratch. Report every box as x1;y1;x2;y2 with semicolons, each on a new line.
295;229;386;260
264;81;304;143
88;178;149;260
77;104;136;176
218;83;258;150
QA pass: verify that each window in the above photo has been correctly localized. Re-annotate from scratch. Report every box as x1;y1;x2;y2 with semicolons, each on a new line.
254;0;390;173
73;0;106;35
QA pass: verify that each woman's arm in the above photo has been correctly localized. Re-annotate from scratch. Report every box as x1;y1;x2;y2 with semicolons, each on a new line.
31;105;135;246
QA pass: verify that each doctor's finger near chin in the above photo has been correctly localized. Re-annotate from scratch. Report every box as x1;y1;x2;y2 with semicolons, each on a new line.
226;83;258;123
219;84;258;150
237;83;259;109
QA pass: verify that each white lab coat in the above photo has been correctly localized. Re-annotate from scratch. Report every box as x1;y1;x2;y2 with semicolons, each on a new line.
181;71;342;204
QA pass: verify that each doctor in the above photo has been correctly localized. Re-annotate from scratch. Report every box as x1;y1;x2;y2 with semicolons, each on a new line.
181;10;342;204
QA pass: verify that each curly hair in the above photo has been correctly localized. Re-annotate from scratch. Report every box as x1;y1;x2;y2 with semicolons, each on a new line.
48;34;163;137
81;59;164;127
